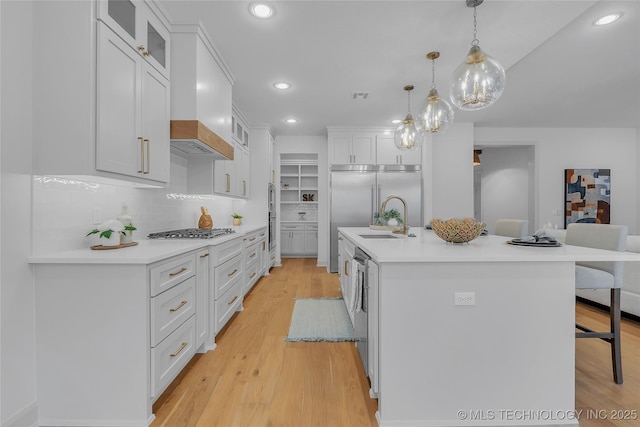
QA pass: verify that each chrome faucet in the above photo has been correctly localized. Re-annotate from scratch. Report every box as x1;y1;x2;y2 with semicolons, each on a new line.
380;195;408;235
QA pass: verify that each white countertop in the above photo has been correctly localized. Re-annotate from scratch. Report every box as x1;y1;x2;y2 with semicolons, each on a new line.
29;224;267;265
339;227;640;263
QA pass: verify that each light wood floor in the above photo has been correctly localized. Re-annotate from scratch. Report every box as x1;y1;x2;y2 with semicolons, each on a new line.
152;258;640;427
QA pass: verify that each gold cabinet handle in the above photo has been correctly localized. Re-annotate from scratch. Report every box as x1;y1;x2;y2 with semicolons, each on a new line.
260;232;266;237
344;260;349;276
227;295;238;306
338;236;343;241
200;253;209;258
249;237;256;242
250;252;256;258
137;45;150;56
243;180;247;196
227;269;238;277
138;137;145;173
262;242;266;250
225;173;230;192
144;138;150;174
169;300;187;312
250;272;256;279
169;267;187;277
170;342;188;357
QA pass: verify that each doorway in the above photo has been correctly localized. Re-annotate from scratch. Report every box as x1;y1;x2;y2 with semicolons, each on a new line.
474;145;536;235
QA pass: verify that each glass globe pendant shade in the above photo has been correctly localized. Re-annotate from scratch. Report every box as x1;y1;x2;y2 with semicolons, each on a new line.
450;45;505;111
394;114;422;150
416;88;454;134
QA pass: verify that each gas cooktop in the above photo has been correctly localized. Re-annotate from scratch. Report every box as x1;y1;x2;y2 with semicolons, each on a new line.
147;228;235;239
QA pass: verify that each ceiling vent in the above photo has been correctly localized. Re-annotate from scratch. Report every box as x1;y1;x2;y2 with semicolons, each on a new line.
352;91;369;100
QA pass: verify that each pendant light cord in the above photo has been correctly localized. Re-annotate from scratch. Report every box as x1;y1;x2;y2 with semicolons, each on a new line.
472;4;479;46
431;58;436;89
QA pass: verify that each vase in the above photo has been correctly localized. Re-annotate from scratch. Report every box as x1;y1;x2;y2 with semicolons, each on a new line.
101;232;121;247
120;231;133;244
233;218;242;226
387;218;399;227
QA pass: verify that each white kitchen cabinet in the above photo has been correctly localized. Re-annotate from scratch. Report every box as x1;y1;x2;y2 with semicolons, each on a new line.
33;1;171;187
96;23;170;183
97;0;169;78
32;249;200;425
329;133;376;164
243;228;267;294
232;107;250;148
281;223;317;257
195;249;210;350
376;134;422;165
237;146;250;198
208;237;244;339
367;259;379;397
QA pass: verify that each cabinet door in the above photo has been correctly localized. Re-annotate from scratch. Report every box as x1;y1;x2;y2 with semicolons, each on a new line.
213;159;233;194
290;231;305;254
280;231;292;254
96;23;142;178
377;135;422;165
351;134;376;164
330;135;352;164
304;230;318;256
195;249;209;349
141;63;170;183
237;148;250;198
143;13;169;77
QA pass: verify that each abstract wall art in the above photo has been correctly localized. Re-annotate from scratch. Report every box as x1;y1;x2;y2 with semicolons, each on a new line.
564;168;610;226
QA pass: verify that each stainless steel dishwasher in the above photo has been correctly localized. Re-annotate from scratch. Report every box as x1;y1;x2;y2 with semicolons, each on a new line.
353;247;370;373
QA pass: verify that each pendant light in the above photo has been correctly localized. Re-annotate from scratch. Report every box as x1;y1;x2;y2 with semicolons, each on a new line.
394;85;423;150
473;149;482;165
416;51;454;134
450;0;505;111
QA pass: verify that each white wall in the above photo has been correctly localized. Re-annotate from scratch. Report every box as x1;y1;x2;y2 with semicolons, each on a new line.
32;155;235;255
475;127;639;234
426;122;475;221
274;136;328;267
479;146;534;234
1;1;38;425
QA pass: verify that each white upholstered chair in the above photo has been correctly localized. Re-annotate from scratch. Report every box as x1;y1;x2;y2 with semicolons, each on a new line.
565;223;628;384
494;219;528;239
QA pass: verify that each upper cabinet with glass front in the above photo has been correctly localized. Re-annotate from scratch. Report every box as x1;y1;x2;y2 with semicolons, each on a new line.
98;0;169;78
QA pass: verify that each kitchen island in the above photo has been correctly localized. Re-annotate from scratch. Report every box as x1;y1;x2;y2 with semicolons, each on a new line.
338;227;640;427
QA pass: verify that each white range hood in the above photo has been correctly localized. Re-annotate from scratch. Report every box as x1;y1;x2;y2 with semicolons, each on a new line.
170;120;234;160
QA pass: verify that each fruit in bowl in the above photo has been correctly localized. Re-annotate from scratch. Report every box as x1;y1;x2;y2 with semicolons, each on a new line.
430;218;486;243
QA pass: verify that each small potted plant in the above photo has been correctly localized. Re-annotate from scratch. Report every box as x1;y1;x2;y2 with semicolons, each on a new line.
381;208;403;227
87;219;125;247
231;213;243;226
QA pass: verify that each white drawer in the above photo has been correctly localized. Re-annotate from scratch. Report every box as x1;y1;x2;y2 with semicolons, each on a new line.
210;237;243;266
214;254;243;299
245;259;261;291
282;224;305;231
150;276;196;347
215;277;243;334
243;231;260;246
151;315;196;399
306;223;318;230
245;244;259;266
150;253;195;297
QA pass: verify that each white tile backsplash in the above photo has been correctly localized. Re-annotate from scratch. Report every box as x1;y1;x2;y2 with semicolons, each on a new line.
281;203;318;222
32;155;234;254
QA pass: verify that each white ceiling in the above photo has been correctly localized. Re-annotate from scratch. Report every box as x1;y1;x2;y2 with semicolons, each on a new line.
160;0;640;136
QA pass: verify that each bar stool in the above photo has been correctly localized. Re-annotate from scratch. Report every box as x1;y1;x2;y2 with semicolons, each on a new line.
566;223;627;384
494;219;528;239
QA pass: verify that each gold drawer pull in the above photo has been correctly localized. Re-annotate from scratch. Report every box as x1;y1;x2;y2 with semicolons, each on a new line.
169;267;187;277
249;237;256;241
227;269;238;277
250;253;256;258
344;260;349;276
338;236;344;241
200;253;209;258
169;300;187;312
250;272;256;279
170;342;188;357
260;232;266;237
227;295;238;306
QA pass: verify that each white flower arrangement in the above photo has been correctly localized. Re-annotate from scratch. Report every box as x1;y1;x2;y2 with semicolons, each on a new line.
87;219;126;239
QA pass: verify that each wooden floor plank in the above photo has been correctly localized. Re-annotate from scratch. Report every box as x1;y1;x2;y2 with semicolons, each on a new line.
152;258;640;427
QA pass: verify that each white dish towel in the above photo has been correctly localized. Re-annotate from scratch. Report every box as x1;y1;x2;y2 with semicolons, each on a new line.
350;259;362;314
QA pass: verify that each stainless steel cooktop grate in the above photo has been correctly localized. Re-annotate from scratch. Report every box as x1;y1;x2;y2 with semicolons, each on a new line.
147;228;235;239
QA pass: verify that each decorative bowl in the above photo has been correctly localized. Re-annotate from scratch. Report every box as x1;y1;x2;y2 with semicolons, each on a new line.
430;218;486;243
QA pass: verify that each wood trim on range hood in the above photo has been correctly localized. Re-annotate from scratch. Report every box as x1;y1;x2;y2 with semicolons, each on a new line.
170;120;235;160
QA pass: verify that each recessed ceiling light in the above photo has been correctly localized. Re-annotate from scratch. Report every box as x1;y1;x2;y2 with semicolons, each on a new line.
273;82;291;90
249;2;274;19
594;13;622;26
391;119;402;124
285;118;298;124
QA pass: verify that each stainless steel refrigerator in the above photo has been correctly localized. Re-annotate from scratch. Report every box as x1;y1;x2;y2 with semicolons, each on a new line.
329;164;422;272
